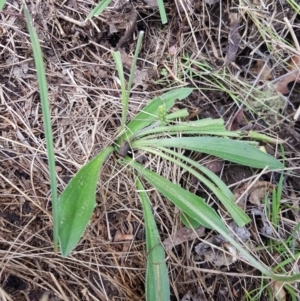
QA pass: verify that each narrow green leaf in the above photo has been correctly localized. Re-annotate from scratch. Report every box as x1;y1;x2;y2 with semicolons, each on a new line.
133;137;284;169
0;0;6;10
157;0;167;24
247;131;284;144
24;6;59;251
58;146;114;257
120;88;193;141
181;212;202;229
138;146;250;227
86;0;113;19
112;51;127;133
166;108;189;120
116;31;144;135
132;118;240;139
136;178;170;301
124;157;228;233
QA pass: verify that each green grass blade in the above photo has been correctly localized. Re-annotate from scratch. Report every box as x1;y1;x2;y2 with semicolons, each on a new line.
24;6;59;252
138;146;250;227
272;172;283;229
0;0;6;10
112;51;127;132
120;88;193;141
86;0;113;19
157;0;167;24
116;31;144;135
58;146;114;257
126;31;144;102
124;157;228;232
133;137;284;169
136;178;170;301
247;131;284;144
287;0;300;14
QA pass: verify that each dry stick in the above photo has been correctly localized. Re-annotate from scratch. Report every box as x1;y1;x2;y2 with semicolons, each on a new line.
57;12;87;27
284;17;300;120
178;0;199;51
162;62;186;84
284;17;300;53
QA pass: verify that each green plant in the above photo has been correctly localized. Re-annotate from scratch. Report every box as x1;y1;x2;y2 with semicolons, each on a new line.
87;0;167;24
18;4;300;301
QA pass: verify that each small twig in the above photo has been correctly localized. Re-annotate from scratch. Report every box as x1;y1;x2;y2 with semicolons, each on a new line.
284;17;300;53
163;63;186;84
57;12;87;27
54;18;66;37
294;105;300;121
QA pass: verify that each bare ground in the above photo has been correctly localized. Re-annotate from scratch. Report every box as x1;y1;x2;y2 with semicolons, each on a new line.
0;0;300;300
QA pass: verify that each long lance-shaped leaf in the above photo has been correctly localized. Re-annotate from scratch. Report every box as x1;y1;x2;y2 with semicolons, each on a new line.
132;118;240;139
137;146;250;227
123;158;300;281
136;178;170;301
132;137;284;169
124;157;228;233
120;88;193;142
24;6;59;251
58;146;114;257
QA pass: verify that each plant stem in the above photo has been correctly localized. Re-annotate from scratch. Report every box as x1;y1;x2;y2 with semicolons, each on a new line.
119;31;144;135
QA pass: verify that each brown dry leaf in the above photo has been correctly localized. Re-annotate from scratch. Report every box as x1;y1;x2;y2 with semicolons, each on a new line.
132;69;149;90
229;221;251;241
119;48;133;70
276;55;300;94
270;281;286;301
119;49;149;89
251;208;274;238
251;60;273;80
87;65;107;79
163;227;205;250
234;181;275;206
226;13;240;65
195;236;238;266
